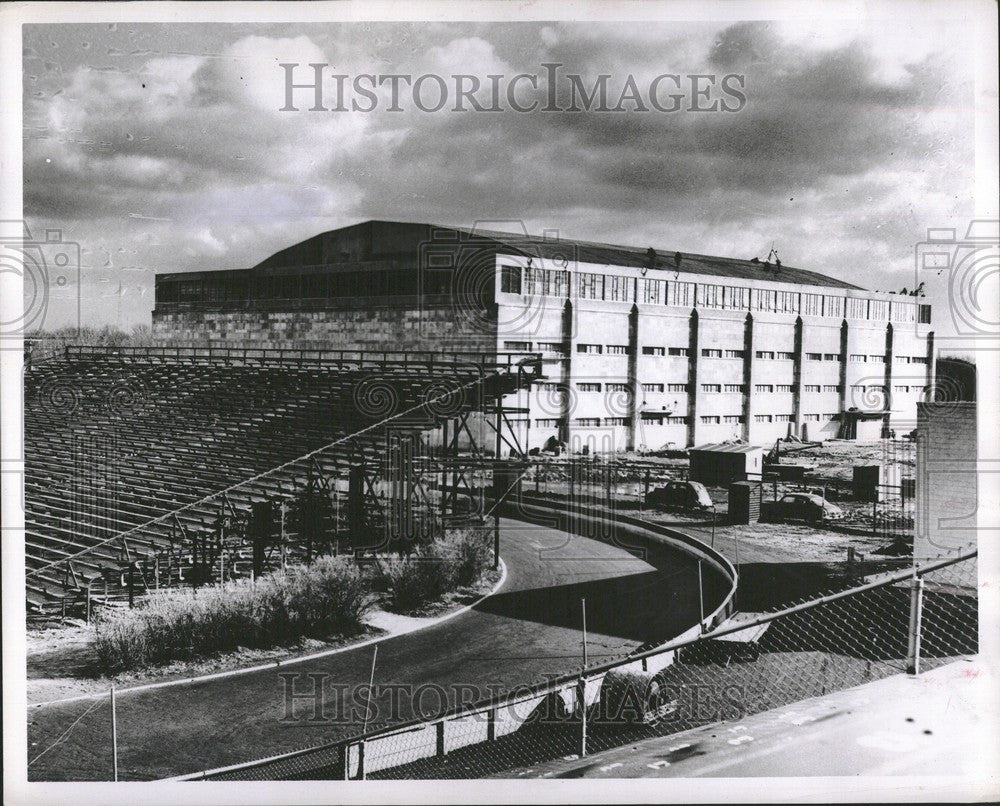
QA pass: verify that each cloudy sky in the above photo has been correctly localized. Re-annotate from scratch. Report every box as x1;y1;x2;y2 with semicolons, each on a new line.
22;18;982;336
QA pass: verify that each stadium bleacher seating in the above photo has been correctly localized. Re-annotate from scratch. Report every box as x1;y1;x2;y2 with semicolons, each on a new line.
23;347;535;614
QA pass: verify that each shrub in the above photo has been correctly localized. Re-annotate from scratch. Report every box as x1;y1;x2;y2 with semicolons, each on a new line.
383;527;491;611
94;557;373;673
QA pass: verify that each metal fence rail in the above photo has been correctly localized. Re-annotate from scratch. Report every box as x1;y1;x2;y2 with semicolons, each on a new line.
168;546;976;781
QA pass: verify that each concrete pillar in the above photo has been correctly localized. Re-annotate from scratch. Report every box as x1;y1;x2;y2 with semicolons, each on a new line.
884;323;895;428
627;304;640;451
838;320;849;436
792;316;804;438
686;309;700;448
741;314;754;443
560;299;574;444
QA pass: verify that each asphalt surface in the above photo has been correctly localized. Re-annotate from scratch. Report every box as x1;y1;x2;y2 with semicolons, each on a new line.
27;517;718;781
504;658;988;780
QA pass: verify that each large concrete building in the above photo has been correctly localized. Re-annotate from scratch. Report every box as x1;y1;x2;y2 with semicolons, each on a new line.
153;220;935;452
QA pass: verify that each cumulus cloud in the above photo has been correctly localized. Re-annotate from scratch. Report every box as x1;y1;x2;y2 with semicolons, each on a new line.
21;20;977;333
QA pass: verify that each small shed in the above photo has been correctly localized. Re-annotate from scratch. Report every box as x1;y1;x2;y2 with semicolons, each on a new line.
689;443;764;486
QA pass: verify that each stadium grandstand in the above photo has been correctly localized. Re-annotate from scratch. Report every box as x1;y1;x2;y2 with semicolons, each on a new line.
23;346;540;615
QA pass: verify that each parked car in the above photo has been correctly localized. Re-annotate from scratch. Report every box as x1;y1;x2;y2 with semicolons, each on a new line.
763;492;844;523
646;480;714;512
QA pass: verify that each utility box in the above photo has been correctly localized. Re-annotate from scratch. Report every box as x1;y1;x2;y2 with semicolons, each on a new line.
852;465;882;501
729;481;762;524
690;443;764;486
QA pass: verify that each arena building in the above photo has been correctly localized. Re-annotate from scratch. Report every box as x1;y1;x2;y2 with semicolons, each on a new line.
153;220;935;452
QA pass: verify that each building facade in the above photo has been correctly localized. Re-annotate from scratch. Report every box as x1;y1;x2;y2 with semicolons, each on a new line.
153;220;934;452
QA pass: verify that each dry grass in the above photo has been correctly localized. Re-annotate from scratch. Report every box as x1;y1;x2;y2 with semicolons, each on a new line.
93;557;373;673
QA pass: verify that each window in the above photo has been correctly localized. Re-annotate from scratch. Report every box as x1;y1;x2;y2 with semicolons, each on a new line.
577;343;603;354
607;345;630;355
846;297;868;319
826;413;841;420
724;349;745;359
751;289;778;312
641;412;666;424
869;299;889;320
774;414;793;422
577;382;601;392
576;272;603;300
867;385;886;393
701;384;722;393
911;356;928;364
823;384;840;392
537;342;565;353
500;266;522;294
776;351;795;360
869;354;885;363
891;301;916;323
776;291;799;314
700;415;721;424
698;284;724;308
640;278;664;305
576;417;601;427
755;350;775;360
804;414;821;421
723;415;744;424
850;384;865;392
918;304;932;324
824;295;845;319
701;348;722;358
894;385;910;393
607;274;633;302
535;418;564;427
850;354;867;363
607;382;630;392
604;417;629;426
641;383;664;392
642;346;665;356
775;384;794;393
503;340;532;351
666;383;689;392
668;347;689;357
754;414;773;423
668;281;695;307
803;384;821;392
755;384;774;393
542;382;561;392
525;267;569;297
824;353;841;361
806;352;822;361
726;286;751;310
802;293;823;316
895;355;911;363
723;384;744;393
665;415;688;424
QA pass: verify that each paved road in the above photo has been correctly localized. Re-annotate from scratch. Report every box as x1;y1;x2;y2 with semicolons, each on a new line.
27;517;721;781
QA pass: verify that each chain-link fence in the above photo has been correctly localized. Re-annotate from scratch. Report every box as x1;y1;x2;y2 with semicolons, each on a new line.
168;546;976;781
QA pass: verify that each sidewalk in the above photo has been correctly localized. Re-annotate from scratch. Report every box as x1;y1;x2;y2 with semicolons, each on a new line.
505;658;997;781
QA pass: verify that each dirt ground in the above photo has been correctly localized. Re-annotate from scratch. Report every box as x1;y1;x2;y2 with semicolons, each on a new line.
26;570;501;705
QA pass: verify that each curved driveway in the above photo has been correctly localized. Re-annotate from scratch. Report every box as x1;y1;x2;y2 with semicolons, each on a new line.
27;516;722;781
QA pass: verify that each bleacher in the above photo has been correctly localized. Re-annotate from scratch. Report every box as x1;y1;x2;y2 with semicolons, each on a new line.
23;346;537;614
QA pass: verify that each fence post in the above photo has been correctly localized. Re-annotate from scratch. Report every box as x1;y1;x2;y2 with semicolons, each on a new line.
578;675;588;758
906;570;925;675
111;684;119;782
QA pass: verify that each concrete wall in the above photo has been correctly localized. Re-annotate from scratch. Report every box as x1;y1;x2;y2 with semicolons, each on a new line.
913;401;978;559
152;304;498;353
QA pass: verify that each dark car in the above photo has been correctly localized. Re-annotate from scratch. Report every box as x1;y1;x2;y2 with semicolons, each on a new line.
646;480;714;511
763;492;844;523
